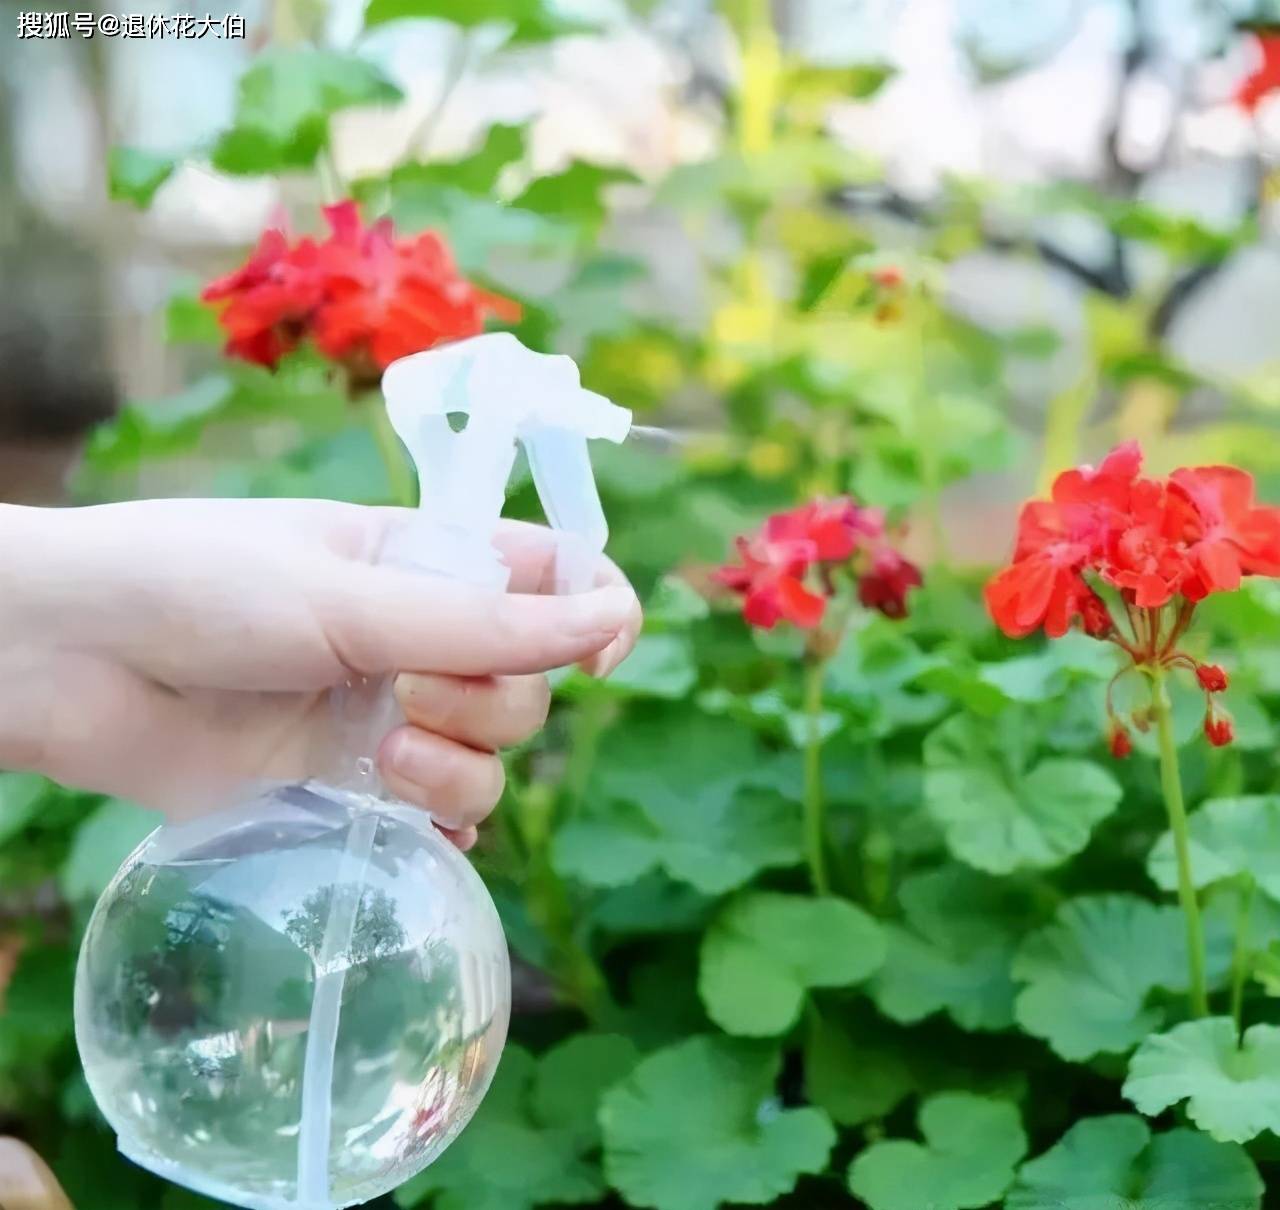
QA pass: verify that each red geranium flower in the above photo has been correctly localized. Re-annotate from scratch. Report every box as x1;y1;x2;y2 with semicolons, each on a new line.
858;546;923;620
311;201;520;381
713;532;827;629
1236;31;1280;114
715;495;920;631
986;442;1280;751
202;201;518;381
200;228;326;368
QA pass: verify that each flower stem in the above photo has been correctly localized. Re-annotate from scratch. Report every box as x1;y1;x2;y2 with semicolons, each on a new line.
1150;667;1209;1018
1231;874;1255;1037
366;398;417;507
803;656;831;896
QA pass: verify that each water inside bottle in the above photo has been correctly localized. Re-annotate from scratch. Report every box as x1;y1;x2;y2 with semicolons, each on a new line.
75;783;509;1210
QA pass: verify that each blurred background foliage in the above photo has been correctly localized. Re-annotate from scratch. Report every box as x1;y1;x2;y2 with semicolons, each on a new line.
7;0;1280;1206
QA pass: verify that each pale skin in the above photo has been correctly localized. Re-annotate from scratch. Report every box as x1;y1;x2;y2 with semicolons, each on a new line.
0;499;642;849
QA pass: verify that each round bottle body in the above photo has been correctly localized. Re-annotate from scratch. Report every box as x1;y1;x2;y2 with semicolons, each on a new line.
75;782;510;1210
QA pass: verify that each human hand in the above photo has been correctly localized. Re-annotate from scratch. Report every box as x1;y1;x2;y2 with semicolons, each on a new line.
0;498;641;848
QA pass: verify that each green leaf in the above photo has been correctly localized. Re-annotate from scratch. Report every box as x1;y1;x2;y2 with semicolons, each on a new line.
558;633;696;701
1148;796;1280;902
212;49;401;175
552;712;801;894
1123;1017;1280;1143
0;773;49;845
165;285;224;345
588;872;713;938
804;1009;915;1127
386;185;572;273
364;0;593;42
923;712;1121;874
698;892;885;1036
60;799;159;902
847;1092;1026;1210
395;1035;636;1210
513;161;637;232
784;61;896;105
384;123;525;195
107;146;177;208
1012;895;1195;1061
825;621;945;736
530;1034;639;1151
601;1036;835;1210
870;865;1037;1032
1005;1114;1263;1210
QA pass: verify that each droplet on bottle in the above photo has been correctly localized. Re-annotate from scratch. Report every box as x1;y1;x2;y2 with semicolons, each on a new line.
356;756;375;778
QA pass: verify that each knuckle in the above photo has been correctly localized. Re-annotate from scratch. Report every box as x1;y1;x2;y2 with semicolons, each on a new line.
506;676;551;742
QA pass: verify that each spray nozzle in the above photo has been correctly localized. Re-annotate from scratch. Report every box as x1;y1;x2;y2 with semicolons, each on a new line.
380;332;632;593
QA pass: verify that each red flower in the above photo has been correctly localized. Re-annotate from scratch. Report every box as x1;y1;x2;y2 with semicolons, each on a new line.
987;442;1280;752
1196;663;1229;693
1204;711;1235;748
872;266;904;290
858;547;923;620
311;202;519;378
715;495;918;631
1237;32;1280;113
200;229;325;367
202;201;518;377
1170;465;1280;597
714;534;827;629
1109;724;1133;760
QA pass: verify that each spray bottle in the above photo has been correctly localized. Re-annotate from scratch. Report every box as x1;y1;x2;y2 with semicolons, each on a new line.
74;333;632;1210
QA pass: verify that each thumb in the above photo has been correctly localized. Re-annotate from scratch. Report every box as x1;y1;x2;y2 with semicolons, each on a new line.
324;564;639;677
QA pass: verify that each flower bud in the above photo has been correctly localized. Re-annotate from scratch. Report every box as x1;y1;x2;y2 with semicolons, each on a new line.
1196;663;1229;693
1080;591;1113;638
1109;724;1133;759
1204;711;1234;747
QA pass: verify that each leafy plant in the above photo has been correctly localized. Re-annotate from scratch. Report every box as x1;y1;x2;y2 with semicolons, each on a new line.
8;2;1280;1209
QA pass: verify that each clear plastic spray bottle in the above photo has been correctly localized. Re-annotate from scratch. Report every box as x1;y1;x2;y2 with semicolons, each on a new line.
73;334;632;1210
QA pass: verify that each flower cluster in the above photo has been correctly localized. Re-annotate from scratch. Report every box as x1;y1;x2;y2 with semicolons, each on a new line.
986;442;1280;751
1237;31;1280;114
715;498;921;630
201;201;518;384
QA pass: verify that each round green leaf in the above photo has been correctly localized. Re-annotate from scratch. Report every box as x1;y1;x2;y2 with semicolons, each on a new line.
395;1035;636;1210
870;865;1038;1031
1005;1114;1263;1210
923;712;1121;874
601;1036;835;1210
847;1092;1026;1210
1123;1017;1280;1143
1012;895;1192;1060
803;1009;915;1127
1148;796;1280;902
698;893;885;1036
553;713;800;894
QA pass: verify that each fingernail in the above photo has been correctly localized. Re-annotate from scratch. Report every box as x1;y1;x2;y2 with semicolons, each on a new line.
567;585;634;636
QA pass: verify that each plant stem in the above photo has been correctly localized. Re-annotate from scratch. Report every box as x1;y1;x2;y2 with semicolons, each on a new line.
803;656;831;896
1230;875;1255;1037
1151;667;1209;1018
561;692;609;818
366;398;416;507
